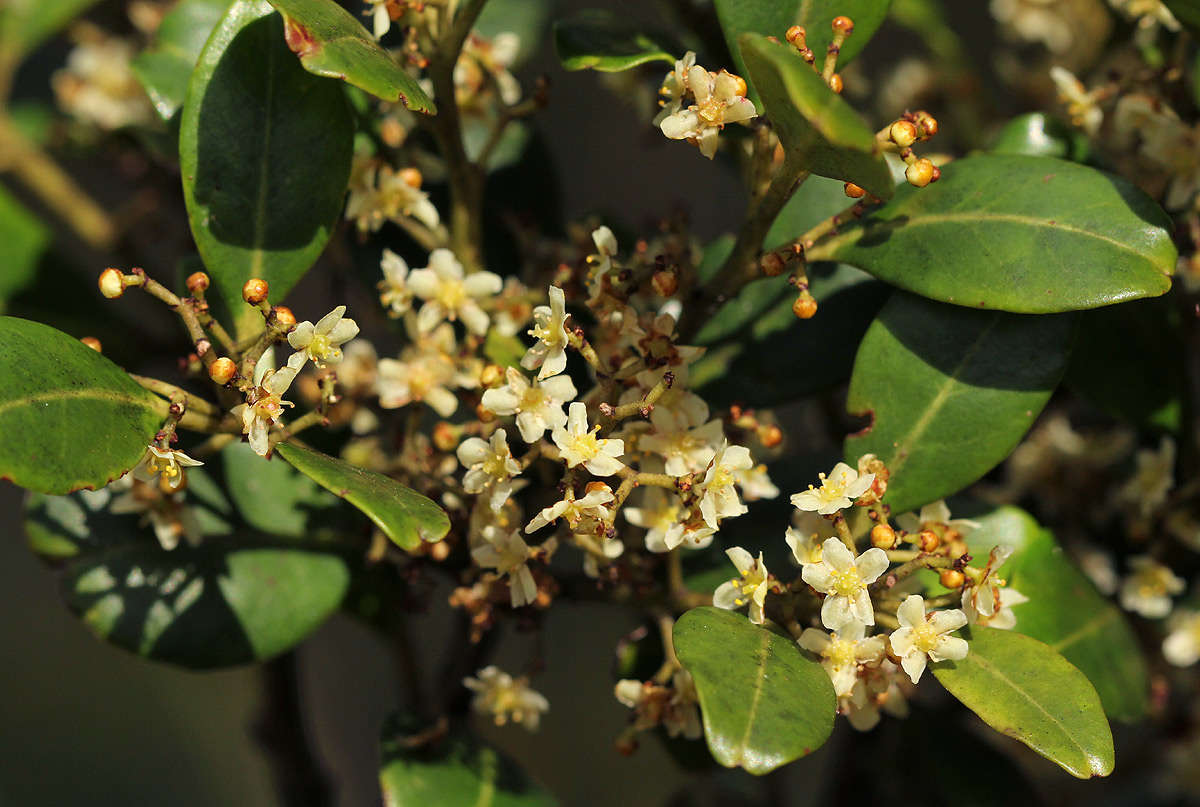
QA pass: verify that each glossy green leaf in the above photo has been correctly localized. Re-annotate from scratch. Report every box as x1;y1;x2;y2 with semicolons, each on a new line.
0;186;49;312
275;442;450;549
674;606;836;774
553;10;680;72
131;0;228;121
380;713;558;806
715;0;891;80
179;0;354;339
0;0;99;56
0;317;165;494
991;113;1090;163
764;173;851;250
807;154;1176;313
739;34;892;199
266;0;434;110
845;293;1073;514
25;478;349;668
1164;1;1200;37
221;440;338;537
933;626;1114;778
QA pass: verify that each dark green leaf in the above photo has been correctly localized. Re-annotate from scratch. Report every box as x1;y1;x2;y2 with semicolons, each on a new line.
553;10;680;72
179;0;355;339
715;0;891;80
131;0;228;122
991;113;1090;162
0;186;50;312
807;154;1176;313
266;0;435;110
739;34;892;199
764;173;851;249
0;317;165;494
221;440;338;537
674;606;836;774
933;626;1114;778
25;478;349;668
0;0;100;57
845;293;1073;514
380;713;558;806
1164;1;1200;37
275;442;450;549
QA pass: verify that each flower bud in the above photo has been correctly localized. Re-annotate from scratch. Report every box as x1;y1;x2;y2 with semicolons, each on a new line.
186;271;210;294
843;182;866;199
429;540;451;562
242;278;269;305
914;111;938;139
889;120;918;148
99;268;125;299
785;25;806;46
918;529;940;553
272;305;297;330
209;356;238;385
433;421;460;452
792;291;818;319
832;15;854;33
761;251;786;277
828;73;843;94
652;269;679;297
905;158;936;188
476;402;495;423
939;569;966;589
76;337;102;353
729;73;748;97
480;364;504;387
759;423;783;448
871;523;896;549
398;167;423;188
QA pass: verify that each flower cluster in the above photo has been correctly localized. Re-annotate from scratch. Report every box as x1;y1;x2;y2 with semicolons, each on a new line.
655;52;756;159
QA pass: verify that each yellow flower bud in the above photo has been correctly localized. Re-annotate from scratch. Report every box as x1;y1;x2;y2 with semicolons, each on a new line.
792;291;818;319
272;305;297;330
98;268;125;299
905;158;936;188
939;569;965;589
918;529;940;553
209;356;238;385
80;336;102;352
832;15;854;33
889;120;918;148
186;271;210;294
828;73;843;94
871;523;897;549
844;182;866;199
242;278;269;305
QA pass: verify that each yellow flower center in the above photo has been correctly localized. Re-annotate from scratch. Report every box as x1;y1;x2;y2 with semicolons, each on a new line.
437;279;467;310
697;96;727;124
531;317;564;348
482;452;510;479
519;386;548;412
830;567;863;597
307;332;332;361
146;455;178;479
570;428;603;461
911;620;941;654
827;636;858;669
253;394;284;422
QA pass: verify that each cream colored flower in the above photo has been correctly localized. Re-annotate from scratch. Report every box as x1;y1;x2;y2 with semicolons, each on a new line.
791;462;875;515
659;65;756;159
625;488;684;552
843;659;909;731
713;547;772;624
785;511;837;565
698;441;752;528
663;512;716;551
736;464;779;502
472;530;539;608
286;306;360;370
895;500;980;537
801;538;889;629
640;408;723;477
961;546;1028;630
587;226;619;298
653;51;697;124
109;479;202;551
456;32;522;108
376;323;473;416
1119;437;1175;518
53;37;152;130
888;595;968;684
378;249;414;317
521;286;569;379
526;482;613;533
1049;66;1104;136
798;622;886;697
481;367;576;443
552;402;625;476
458;429;520;512
345;160;440;233
614;670;702;739
409;249;502;336
134;445;202;493
1164;609;1200;667
232;367;298;456
1120;555;1184;618
463;665;549;730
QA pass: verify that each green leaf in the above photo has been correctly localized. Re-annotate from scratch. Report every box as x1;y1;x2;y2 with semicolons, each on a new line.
380;713;558;806
266;0;435;110
131;0;228;122
179;0;355;340
484;328;528;369
715;0;892;80
807;154;1177;313
764;173;851;250
26;479;350;668
553;10;680;72
221;441;338;538
0;0;99;57
1164;0;1200;37
739;34;892;199
673;606;836;774
0;317;165;495
991;113;1090;162
845;293;1073;514
275;442;450;549
933;626;1114;779
0;186;50;312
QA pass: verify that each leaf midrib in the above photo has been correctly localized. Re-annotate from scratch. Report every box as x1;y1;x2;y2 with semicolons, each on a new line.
735;628;771;763
1048;607;1119;653
0;387;160;419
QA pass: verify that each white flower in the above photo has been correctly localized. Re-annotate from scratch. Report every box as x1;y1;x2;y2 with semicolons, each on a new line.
663;515;717;551
286;305;360;370
843;659;909;731
378;249;414;316
521;285;569;379
736;464;779;502
232;367;298;456
376;323;473;416
961;546;1028;630
481;367;576;443
801;538;889;630
1164;609;1200;667
1120;555;1184;618
639;408;723;476
713;547;773;624
625;488;684;552
659;65;756;159
472;530;539;608
109;482;203;552
582;533;625;578
614;670;702;739
364;0;392;39
785;511;837;565
458;429;520;512
457;32;522;108
798;622;887;697
345;161;441;233
134;445;203;492
698;441;752;528
587;226;619;298
653;51;697;124
526;482;613;533
1077;548;1119;596
895;500;980;537
53;38;152;130
552;402;625;476
791;462;875;515
1049;66;1104;136
1119;437;1175;518
463;666;549;730
888;595;969;684
408;249;502;335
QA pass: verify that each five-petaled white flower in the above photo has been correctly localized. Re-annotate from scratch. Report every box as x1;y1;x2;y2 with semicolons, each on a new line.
463;666;549;731
378;249;414;317
798;622;887;697
801;538;889;630
408;249;502;336
376;323;473;416
552;402;625;476
481;367;577;443
233;366;298;456
472;530;539;608
134;445;203;492
713;547;773;624
698;441;753;528
287;305;360;370
653;51;698;124
785;511;836;565
522;285;570;379
457;429;521;512
961;546;1028;630
1119;555;1184;618
1163;609;1200;667
895;499;980;537
624;487;684;552
888;594;969;684
1118;437;1175;518
640;408;723;476
659;65;756;159
736;463;779;502
791;462;875;515
526;482;613;533
663;513;716;551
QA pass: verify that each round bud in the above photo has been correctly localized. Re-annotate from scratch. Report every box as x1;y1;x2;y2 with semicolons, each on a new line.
398;167;423;188
730;73;748;97
915;112;938;139
870;523;896;550
242;278;269;305
844;182;866;199
429;540;451;562
828;73;843;94
760;423;784;448
186;271;210;294
480;363;504;387
918;529;940;553
652;269;679;297
209;356;238;385
905;158;936;188
785;25;806;45
929;165;941;183
98;268;125;299
433;421;459;452
792;291;818;319
889;119;918;148
476;402;495;423
939;569;966;589
80;336;102;352
761;251;786;277
379;117;405;148
947;538;969;560
832;15;854;33
272;305;297;330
